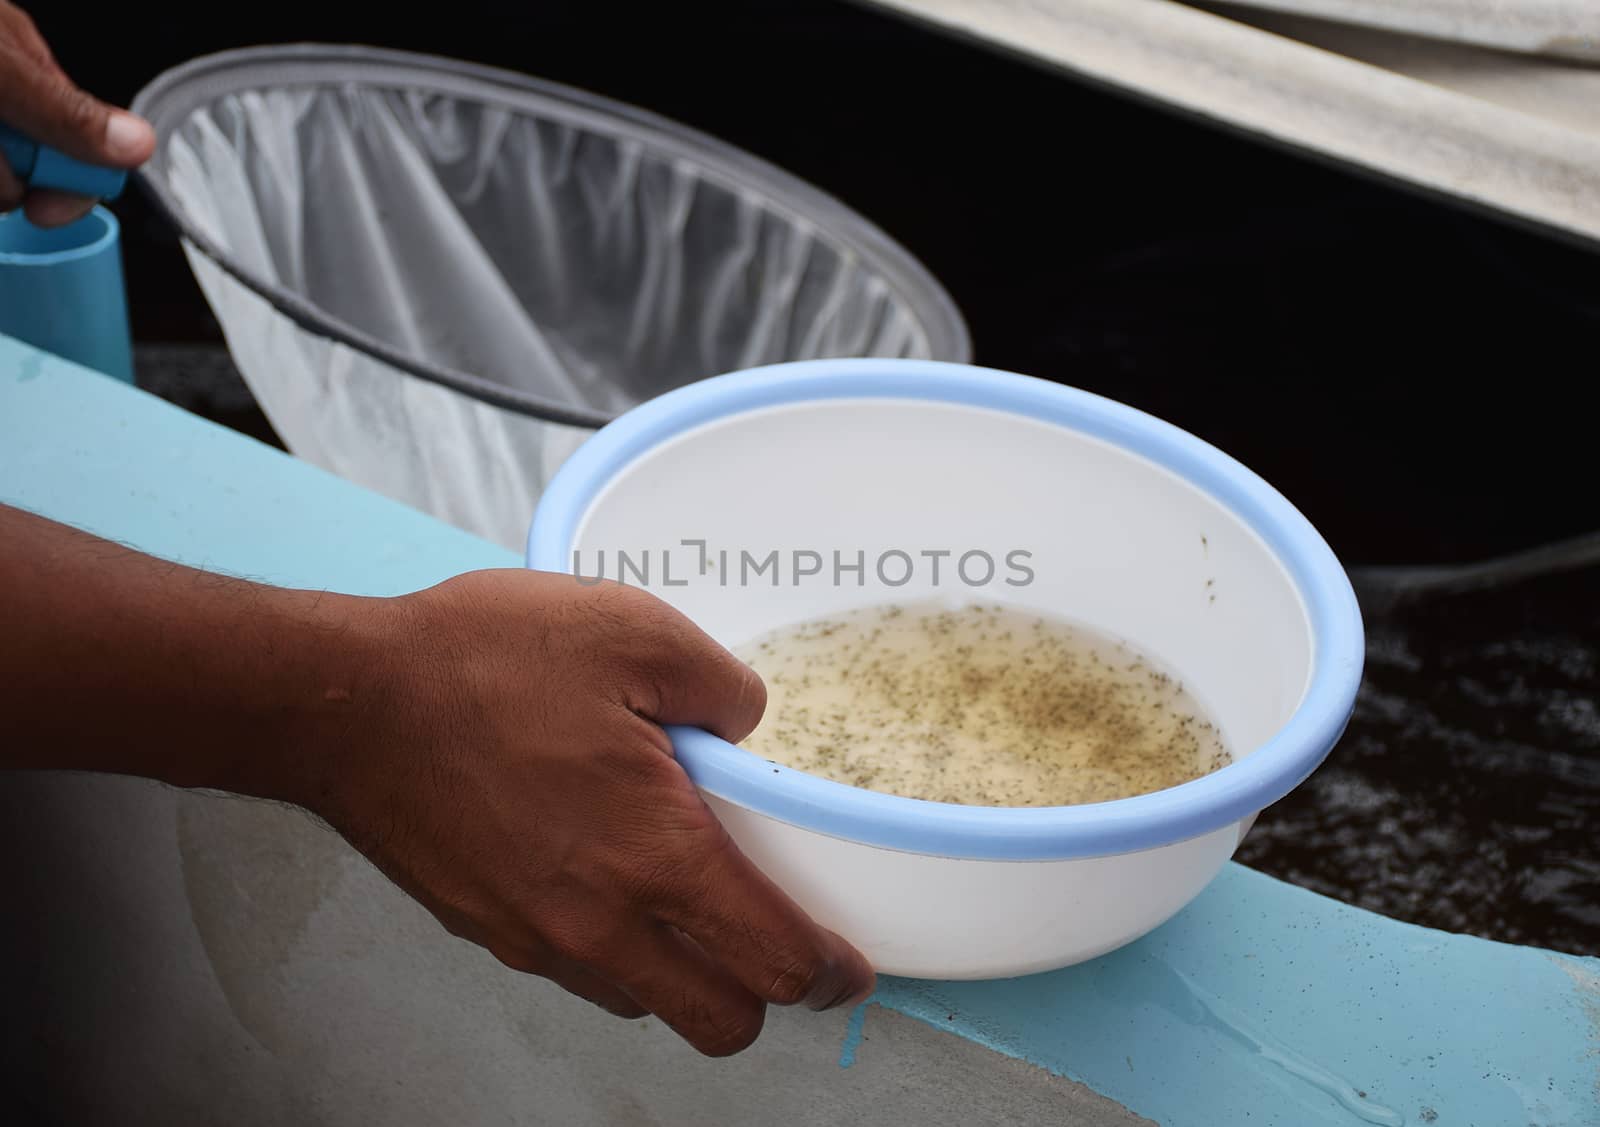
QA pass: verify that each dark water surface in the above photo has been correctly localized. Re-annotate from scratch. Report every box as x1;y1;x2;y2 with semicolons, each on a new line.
1239;554;1600;956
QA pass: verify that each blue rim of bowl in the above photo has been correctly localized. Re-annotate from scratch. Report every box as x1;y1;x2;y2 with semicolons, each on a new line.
529;359;1365;861
0;206;119;267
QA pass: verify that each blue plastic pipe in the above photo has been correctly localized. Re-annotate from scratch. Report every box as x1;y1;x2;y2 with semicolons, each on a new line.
0;123;127;200
0;206;135;383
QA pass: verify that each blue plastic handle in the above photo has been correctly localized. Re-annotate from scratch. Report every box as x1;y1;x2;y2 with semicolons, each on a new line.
0;123;127;200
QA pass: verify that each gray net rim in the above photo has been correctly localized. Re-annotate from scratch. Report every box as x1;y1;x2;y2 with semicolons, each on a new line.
132;44;972;428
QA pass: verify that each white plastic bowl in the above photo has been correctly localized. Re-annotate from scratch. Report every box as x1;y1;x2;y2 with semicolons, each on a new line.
528;360;1363;979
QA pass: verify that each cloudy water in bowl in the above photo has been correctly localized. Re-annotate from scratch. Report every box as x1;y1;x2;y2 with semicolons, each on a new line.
736;602;1230;807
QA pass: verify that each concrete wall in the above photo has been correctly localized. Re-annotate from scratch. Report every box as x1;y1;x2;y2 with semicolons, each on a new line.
1;773;1146;1126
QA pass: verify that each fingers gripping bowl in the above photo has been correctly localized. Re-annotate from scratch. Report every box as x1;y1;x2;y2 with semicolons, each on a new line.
528;360;1364;979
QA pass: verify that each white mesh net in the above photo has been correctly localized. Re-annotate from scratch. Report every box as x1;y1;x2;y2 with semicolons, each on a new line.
138;49;968;549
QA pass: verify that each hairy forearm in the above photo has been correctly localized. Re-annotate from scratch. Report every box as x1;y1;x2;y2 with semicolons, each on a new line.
0;503;390;806
0;504;875;1052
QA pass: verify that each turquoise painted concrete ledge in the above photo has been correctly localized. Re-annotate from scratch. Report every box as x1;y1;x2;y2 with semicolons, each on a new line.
3;335;1596;1126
